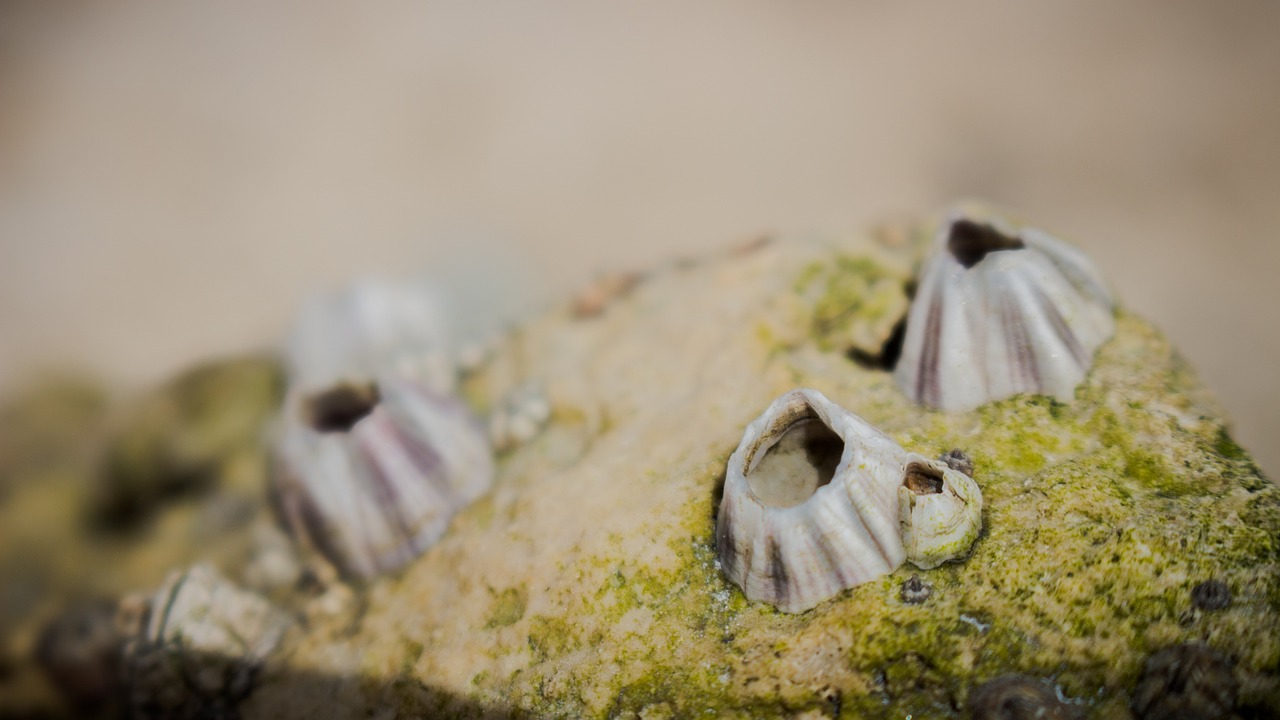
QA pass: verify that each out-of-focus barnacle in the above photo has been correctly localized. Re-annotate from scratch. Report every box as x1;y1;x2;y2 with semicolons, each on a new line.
272;376;493;580
123;564;290;720
285;279;457;395
1190;580;1232;612
1131;644;1237;720
894;210;1114;411
488;382;553;453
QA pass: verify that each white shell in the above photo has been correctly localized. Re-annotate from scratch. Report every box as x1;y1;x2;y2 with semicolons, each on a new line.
898;455;983;569
285;279;457;395
125;564;290;718
715;389;910;613
894;212;1115;411
273;375;494;579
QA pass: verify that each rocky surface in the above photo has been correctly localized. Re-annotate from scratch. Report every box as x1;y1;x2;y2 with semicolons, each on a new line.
1;224;1277;719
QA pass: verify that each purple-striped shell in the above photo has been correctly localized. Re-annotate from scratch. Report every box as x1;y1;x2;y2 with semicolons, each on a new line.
894;211;1115;411
716;389;984;613
715;389;907;613
272;375;494;579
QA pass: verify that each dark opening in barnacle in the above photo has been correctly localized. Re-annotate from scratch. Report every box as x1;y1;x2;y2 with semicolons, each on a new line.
903;462;944;495
305;382;381;432
946;219;1025;268
745;400;844;508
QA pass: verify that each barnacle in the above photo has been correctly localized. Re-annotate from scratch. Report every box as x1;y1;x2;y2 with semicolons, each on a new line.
123;565;290;720
285;279;456;394
715;389;982;613
894;210;1115;411
272;375;494;579
898;455;984;570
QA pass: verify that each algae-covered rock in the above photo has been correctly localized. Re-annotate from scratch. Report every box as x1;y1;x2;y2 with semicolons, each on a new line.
0;357;288;719
94;356;283;524
0;374;108;498
237;232;1278;719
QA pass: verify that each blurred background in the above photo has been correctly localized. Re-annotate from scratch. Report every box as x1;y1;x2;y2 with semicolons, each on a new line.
1;0;1277;474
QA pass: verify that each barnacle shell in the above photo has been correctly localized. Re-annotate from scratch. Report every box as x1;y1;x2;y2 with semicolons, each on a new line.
124;564;290;719
894;210;1115;411
285;279;456;394
272;375;494;579
898;455;983;569
715;389;910;613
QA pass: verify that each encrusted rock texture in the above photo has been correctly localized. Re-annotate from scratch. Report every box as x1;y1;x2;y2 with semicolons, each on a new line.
1;224;1277;719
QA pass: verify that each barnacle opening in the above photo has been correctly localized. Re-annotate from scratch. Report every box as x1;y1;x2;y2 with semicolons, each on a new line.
903;462;944;495
305;382;380;432
746;401;844;508
947;219;1025;268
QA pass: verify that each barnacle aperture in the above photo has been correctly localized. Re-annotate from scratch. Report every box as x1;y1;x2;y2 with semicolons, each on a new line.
894;209;1116;411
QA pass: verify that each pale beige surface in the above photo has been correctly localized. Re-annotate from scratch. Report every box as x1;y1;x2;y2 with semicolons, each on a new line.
1;1;1278;473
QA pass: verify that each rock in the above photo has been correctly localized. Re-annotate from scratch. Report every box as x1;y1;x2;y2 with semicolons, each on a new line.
242;232;1280;718
0;374;107;498
93;356;282;525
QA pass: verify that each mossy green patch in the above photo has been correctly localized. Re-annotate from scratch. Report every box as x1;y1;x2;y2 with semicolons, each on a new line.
487;585;528;629
794;255;908;353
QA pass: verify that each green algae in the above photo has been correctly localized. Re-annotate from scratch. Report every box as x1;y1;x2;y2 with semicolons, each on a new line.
487;586;528;629
794;255;908;353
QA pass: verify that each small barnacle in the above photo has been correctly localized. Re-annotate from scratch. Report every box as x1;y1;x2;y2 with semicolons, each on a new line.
894;209;1115;411
123;564;290;720
900;574;931;604
285;278;457;394
1131;644;1237;720
939;448;975;477
1190;579;1232;611
489;382;553;453
898;456;983;570
272;375;494;580
715;389;909;613
968;675;1077;720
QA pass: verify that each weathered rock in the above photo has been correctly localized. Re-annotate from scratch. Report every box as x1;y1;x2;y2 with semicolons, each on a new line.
237;232;1279;719
94;356;282;525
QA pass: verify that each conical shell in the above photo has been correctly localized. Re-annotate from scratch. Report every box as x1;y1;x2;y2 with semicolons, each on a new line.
715;389;910;613
272;375;494;579
285;279;457;395
894;211;1115;411
898;454;983;569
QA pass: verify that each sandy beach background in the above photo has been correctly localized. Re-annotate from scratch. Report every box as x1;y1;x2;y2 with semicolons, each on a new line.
1;1;1277;474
